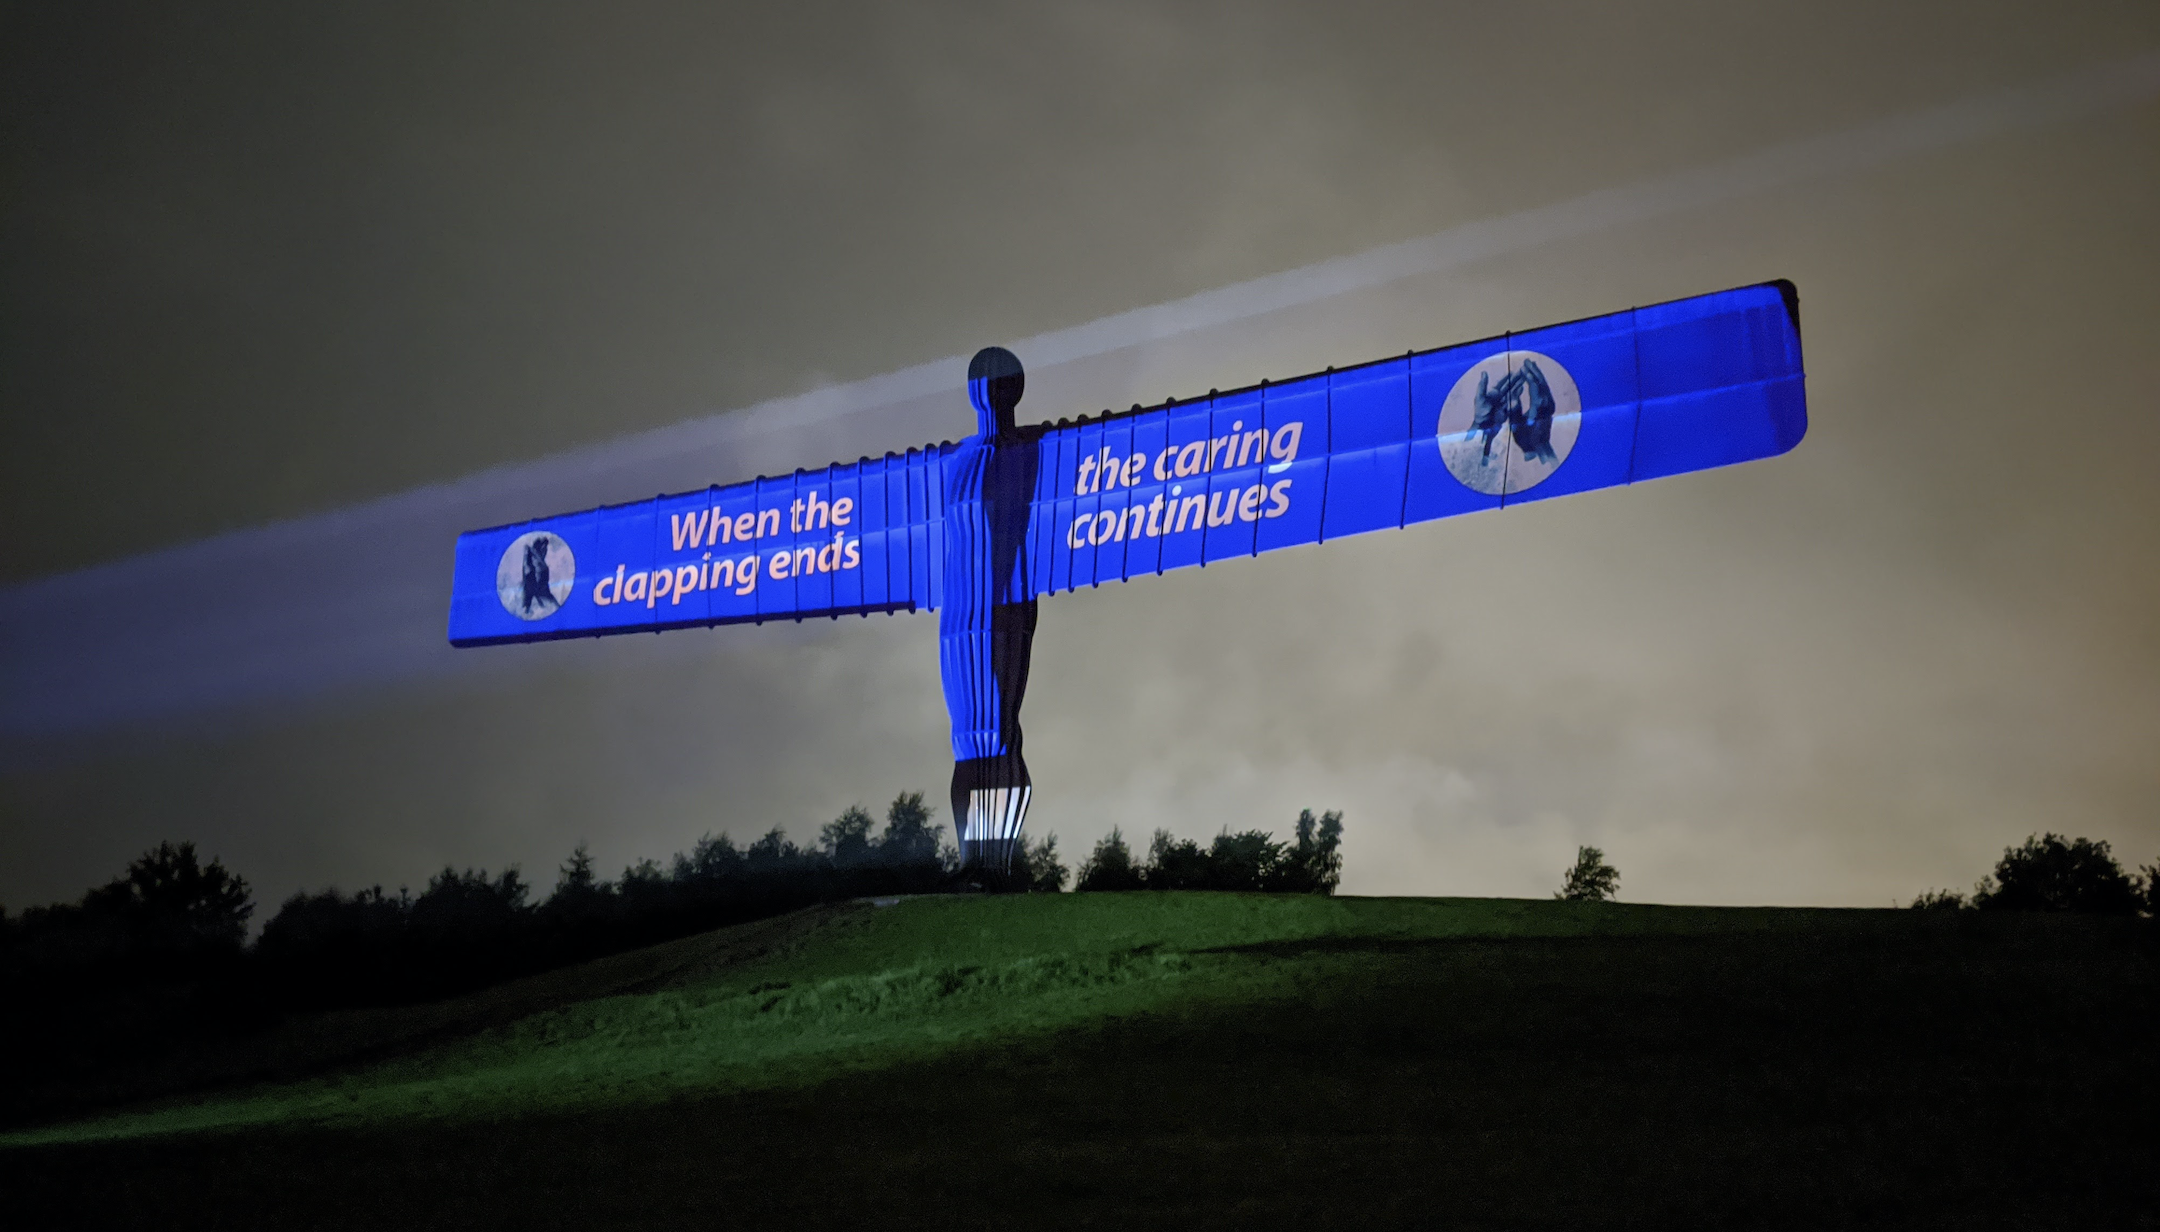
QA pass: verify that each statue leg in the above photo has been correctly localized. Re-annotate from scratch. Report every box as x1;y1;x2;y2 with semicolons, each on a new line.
948;599;1037;874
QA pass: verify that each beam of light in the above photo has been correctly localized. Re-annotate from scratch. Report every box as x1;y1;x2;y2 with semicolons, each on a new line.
4;51;2156;759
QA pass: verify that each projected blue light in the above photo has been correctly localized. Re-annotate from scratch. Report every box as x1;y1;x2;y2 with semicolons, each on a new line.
449;281;1804;644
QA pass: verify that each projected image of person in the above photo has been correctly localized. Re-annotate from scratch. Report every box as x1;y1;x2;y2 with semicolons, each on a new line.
940;347;1041;875
1471;360;1560;466
1472;367;1527;462
1514;360;1559;463
520;536;559;617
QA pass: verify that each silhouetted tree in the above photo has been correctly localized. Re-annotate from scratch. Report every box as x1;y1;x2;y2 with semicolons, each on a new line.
1972;834;2139;914
1021;833;1068;892
255;885;413;1004
746;826;799;868
821;806;876;869
1142;830;1211;889
1205;829;1286;891
1077;827;1144;891
2;846;263;1124
1557;846;1619;902
411;867;530;932
258;885;409;955
81;841;254;951
673;832;745;883
1275;809;1345;894
555;843;602;896
539;843;612;922
877;791;944;869
616;858;670;912
2140;860;2159;918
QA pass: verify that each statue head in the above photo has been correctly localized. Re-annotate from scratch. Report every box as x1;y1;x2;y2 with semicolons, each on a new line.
967;346;1025;439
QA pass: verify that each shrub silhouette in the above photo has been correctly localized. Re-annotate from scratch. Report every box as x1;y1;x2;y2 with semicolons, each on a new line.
1909;888;1967;911
1972;834;2140;915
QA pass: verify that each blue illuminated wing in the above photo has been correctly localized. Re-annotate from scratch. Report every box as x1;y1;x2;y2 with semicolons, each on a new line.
448;447;951;647
1024;280;1805;595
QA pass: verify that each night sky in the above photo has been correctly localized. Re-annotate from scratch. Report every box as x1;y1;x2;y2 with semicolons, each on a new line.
4;2;2157;914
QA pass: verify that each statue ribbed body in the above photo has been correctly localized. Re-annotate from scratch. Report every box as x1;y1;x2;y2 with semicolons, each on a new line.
939;348;1039;873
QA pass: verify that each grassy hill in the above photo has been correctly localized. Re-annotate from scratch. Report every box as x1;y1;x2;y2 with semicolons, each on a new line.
4;893;2154;1228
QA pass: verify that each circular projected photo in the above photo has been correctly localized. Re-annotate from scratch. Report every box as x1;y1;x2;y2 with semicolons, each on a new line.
1436;350;1582;496
496;531;576;620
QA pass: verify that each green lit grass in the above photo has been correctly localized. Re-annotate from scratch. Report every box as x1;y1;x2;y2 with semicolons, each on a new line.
7;894;1689;1142
9;893;1857;1144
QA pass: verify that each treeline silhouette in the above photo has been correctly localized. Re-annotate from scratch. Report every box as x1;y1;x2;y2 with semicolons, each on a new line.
0;794;973;1118
252;792;1056;1008
1074;810;1344;892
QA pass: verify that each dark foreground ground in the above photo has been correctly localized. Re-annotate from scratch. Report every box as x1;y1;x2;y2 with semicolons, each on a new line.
4;897;2155;1229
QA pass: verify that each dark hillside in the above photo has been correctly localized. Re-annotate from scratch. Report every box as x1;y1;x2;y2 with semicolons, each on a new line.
5;895;2154;1229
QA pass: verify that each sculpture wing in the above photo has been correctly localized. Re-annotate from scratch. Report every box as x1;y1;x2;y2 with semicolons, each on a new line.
1021;280;1806;597
447;445;953;647
449;281;1805;646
